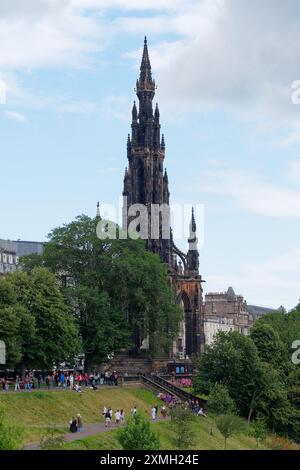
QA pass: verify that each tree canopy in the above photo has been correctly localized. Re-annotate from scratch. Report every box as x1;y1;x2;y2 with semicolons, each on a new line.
0;268;80;370
21;215;181;368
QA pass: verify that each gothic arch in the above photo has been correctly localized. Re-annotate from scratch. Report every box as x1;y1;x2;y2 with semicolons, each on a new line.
177;291;196;356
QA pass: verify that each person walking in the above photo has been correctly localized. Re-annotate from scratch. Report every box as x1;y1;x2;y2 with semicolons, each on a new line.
104;409;112;428
151;405;157;421
131;406;137;417
15;375;20;392
69;417;77;433
77;414;83;432
161;405;167;419
120;409;125;424
115;409;121;425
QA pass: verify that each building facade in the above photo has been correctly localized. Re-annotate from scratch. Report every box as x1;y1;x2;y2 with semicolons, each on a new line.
0;239;44;276
122;38;205;357
204;287;251;345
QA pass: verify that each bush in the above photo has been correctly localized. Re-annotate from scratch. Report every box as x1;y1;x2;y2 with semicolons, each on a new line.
39;428;65;450
171;406;196;450
117;413;160;450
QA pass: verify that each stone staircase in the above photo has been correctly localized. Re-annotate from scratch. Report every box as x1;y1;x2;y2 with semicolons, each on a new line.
104;354;169;375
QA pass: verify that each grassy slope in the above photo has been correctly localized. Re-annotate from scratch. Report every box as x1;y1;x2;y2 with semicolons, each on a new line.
0;387;155;444
1;386;294;450
63;418;268;451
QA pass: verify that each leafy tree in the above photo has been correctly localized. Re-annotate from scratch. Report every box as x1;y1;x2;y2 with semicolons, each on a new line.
22;215;181;368
207;384;235;415
0;268;81;370
0;404;23;450
251;322;288;372
193;331;291;427
215;414;244;450
117;414;160;450
193;331;263;418
258;307;300;363
250;418;267;449
0;306;22;368
171;406;196;450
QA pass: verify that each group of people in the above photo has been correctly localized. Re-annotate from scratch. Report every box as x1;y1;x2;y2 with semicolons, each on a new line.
188;399;207;417
1;369;120;392
102;406;126;427
69;414;83;433
151;404;167;420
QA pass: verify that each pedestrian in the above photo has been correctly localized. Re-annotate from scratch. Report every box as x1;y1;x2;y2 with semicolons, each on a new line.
161;405;167;418
131;406;137;417
15;375;20;392
115;409;121;425
151;405;157;421
120;409;125;423
69;417;77;433
105;409;112;428
45;375;51;390
77;414;83;432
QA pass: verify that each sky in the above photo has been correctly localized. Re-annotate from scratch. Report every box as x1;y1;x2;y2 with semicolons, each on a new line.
1;0;300;309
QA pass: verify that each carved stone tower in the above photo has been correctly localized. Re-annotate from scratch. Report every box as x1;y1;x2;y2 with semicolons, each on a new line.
123;37;205;357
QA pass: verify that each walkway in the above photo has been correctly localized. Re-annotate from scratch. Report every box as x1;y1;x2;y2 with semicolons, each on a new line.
24;417;170;450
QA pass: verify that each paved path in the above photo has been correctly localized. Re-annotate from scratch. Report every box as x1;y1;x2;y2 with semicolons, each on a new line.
24;417;170;450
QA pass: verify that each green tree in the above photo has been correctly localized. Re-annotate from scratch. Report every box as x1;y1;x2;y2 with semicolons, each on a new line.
215;414;244;450
250;418;267;449
2;268;81;370
0;306;22;368
251;322;288;372
22;215;181;368
193;331;290;426
207;384;235;415
117;414;160;450
193;331;263;418
171;406;196;450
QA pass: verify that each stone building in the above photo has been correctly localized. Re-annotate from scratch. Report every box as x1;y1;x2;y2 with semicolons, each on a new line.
204;287;251;345
122;37;205;357
0;240;18;276
0;239;43;276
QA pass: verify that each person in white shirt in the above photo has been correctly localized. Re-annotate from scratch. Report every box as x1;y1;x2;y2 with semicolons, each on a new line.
115;409;121;425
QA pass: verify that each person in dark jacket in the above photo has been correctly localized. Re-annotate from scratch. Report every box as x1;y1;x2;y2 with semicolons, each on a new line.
69;417;77;433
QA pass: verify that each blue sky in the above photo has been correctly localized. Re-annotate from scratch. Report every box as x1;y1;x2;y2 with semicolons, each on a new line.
1;0;300;309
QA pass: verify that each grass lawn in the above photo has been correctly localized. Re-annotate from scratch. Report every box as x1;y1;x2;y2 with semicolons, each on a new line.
63;417;269;451
0;386;156;444
1;386;297;450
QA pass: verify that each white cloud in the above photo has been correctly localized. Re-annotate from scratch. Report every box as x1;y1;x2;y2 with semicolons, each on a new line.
120;0;300;124
5;110;26;122
0;0;105;70
289;159;300;184
205;246;300;309
201;166;300;218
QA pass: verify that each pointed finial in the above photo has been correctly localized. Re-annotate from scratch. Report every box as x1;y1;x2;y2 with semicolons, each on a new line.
154;102;160;119
161;133;165;149
96;202;100;219
164;168;168;181
132;101;137;121
144;36;147;44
